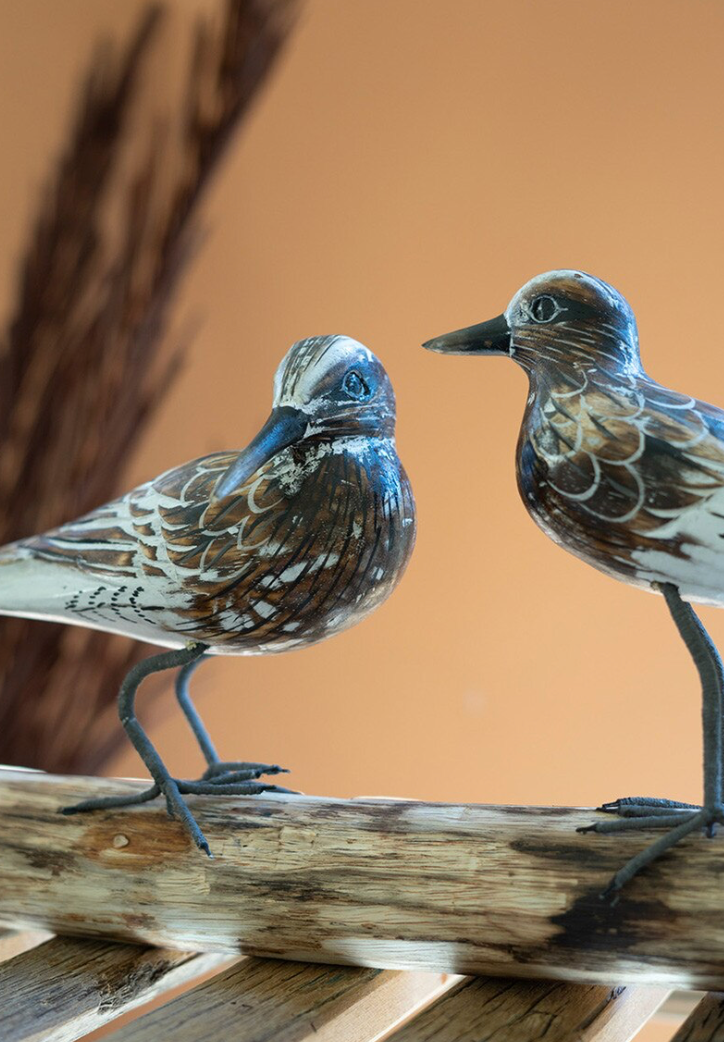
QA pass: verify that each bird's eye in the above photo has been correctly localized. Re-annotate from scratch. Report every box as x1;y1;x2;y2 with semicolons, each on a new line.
342;370;370;400
529;295;560;323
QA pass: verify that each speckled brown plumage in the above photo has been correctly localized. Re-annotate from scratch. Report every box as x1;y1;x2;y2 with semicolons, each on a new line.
0;335;415;654
516;335;724;593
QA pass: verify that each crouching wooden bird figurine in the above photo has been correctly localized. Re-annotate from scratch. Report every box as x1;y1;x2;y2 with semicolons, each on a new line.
425;270;724;895
0;335;416;854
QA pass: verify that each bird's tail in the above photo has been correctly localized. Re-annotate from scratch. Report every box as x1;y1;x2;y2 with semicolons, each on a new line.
0;545;79;621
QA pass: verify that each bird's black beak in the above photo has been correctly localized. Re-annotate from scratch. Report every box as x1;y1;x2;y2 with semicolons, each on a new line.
214;405;308;499
423;313;511;356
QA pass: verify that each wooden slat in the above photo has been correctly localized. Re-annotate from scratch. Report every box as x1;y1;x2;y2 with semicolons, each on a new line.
3;769;724;988
0;928;52;963
660;991;704;1019
0;936;231;1042
670;992;724;1042
386;976;668;1041
103;958;449;1042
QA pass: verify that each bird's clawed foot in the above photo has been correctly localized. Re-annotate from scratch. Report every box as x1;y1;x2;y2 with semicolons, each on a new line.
578;795;701;831
61;784;162;814
200;760;290;784
61;778;213;855
183;759;296;795
578;798;724;899
61;762;296;857
600;795;699;818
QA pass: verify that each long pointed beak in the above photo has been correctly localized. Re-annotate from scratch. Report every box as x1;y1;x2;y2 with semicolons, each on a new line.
214;406;308;499
423;313;511;356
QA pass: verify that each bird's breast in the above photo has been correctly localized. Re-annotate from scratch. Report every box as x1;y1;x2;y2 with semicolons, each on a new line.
515;368;724;596
183;440;415;652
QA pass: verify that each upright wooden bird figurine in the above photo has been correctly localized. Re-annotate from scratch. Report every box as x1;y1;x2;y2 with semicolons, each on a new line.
425;270;724;894
0;334;416;853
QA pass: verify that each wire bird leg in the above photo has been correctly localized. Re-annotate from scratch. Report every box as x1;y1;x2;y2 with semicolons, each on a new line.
579;582;724;896
61;643;291;856
174;653;290;786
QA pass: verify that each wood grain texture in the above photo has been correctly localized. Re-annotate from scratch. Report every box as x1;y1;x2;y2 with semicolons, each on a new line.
2;770;724;988
0;936;231;1042
385;976;668;1042
107;957;449;1042
670;993;724;1042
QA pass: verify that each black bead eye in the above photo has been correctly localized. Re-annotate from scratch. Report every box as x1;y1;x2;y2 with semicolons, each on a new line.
529;295;560;323
342;370;369;400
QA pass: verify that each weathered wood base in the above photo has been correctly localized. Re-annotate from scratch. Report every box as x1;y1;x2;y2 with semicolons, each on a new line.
0;769;722;988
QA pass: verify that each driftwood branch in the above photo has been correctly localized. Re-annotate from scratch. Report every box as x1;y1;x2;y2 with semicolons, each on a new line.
1;770;723;989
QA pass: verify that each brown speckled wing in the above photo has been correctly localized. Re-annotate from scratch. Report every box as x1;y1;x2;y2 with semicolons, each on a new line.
519;370;724;574
150;452;285;581
20;453;239;580
20;502;146;578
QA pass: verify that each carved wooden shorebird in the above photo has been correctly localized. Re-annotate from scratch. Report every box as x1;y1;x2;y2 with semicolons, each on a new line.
425;270;724;894
0;335;416;854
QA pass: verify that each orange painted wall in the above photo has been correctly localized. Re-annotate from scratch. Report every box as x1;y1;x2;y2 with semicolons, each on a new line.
2;0;724;836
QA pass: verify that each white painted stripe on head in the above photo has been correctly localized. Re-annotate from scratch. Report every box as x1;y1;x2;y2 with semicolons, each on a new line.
273;335;375;409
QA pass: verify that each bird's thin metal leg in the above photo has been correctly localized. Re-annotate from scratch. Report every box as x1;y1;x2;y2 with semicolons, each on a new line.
580;582;724;895
175;653;218;765
62;643;214;853
661;583;723;810
62;642;292;855
174;653;290;786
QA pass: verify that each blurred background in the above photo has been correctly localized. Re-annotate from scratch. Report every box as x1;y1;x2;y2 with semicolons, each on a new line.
4;3;724;1037
1;0;723;861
